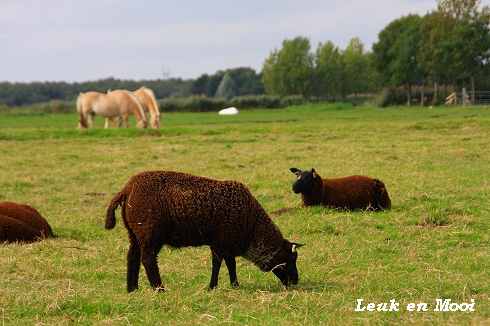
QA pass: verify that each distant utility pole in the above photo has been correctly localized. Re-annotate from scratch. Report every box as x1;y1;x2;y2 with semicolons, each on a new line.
161;65;171;80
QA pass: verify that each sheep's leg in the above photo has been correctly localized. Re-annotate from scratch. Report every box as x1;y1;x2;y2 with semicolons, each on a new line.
224;256;239;288
127;239;141;292
209;251;222;289
141;247;164;291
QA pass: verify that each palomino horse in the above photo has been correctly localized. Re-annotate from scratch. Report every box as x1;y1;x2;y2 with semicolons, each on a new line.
132;87;161;128
77;90;147;129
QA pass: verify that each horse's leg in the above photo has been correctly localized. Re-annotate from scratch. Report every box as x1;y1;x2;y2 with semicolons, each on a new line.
88;113;94;128
123;115;129;128
104;117;110;129
155;114;161;128
150;112;157;129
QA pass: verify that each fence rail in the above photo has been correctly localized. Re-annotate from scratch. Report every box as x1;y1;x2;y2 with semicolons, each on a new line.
445;90;490;105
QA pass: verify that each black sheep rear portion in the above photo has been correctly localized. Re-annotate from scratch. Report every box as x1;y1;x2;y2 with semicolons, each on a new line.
122;171;259;292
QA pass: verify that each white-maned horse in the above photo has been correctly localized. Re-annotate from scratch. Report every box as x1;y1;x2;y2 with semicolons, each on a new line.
77;90;147;129
132;87;161;128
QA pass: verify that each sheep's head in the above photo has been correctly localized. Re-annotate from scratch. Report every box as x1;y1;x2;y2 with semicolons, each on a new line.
290;168;321;194
270;240;303;287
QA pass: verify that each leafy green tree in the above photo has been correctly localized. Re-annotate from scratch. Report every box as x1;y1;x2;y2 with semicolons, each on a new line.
343;37;372;96
227;67;264;95
313;41;344;99
191;67;264;97
191;74;210;96
373;14;424;105
314;41;344;99
420;1;490;102
262;36;314;96
437;0;489;20
262;50;279;95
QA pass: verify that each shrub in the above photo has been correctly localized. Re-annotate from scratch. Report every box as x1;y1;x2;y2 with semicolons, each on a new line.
159;96;227;112
160;95;295;112
280;95;306;107
230;95;283;109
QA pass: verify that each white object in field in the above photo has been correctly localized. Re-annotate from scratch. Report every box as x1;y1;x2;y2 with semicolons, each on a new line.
218;107;239;115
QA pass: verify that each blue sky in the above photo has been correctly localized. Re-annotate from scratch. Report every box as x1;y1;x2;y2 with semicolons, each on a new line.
0;0;486;82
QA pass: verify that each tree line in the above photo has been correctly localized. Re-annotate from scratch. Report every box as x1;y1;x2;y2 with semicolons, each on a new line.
1;0;489;107
0;78;193;107
0;67;264;107
262;0;490;105
262;36;379;100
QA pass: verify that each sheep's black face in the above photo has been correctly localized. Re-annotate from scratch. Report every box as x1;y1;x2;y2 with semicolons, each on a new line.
271;242;303;286
290;168;318;194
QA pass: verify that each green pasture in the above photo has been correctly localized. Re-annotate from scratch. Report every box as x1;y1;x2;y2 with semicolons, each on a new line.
0;104;489;325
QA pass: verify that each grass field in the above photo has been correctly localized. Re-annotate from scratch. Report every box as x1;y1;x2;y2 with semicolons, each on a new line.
0;104;489;325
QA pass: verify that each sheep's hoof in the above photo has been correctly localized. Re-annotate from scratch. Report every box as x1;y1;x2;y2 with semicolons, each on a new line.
127;286;138;293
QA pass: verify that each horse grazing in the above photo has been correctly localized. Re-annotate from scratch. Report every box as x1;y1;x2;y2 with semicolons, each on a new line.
77;90;147;129
76;91;103;128
133;87;161;128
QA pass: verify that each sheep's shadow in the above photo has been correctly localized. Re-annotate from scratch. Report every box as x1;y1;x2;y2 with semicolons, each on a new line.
236;279;341;294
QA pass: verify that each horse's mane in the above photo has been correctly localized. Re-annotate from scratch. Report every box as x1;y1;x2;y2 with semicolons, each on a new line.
141;87;160;116
125;91;147;122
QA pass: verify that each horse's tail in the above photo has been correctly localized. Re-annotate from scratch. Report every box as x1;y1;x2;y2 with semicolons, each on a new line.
77;93;89;129
105;189;128;230
373;179;391;210
143;87;160;128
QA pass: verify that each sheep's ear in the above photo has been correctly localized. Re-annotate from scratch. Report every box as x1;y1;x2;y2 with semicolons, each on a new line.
290;168;301;175
291;243;305;252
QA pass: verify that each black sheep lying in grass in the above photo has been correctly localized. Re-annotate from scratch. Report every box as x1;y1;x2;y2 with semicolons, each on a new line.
0;202;54;243
290;168;391;211
105;170;303;292
0;214;40;243
0;201;54;239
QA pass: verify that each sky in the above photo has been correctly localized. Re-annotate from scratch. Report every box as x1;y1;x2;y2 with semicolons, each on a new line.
0;0;487;82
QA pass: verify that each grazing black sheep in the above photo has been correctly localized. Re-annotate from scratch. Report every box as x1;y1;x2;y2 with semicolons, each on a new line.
290;168;391;211
105;171;303;292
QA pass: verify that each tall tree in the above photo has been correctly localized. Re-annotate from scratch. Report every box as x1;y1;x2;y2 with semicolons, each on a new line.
314;41;344;99
343;37;371;96
437;0;489;20
261;36;314;96
373;14;424;105
439;0;490;97
420;1;490;102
